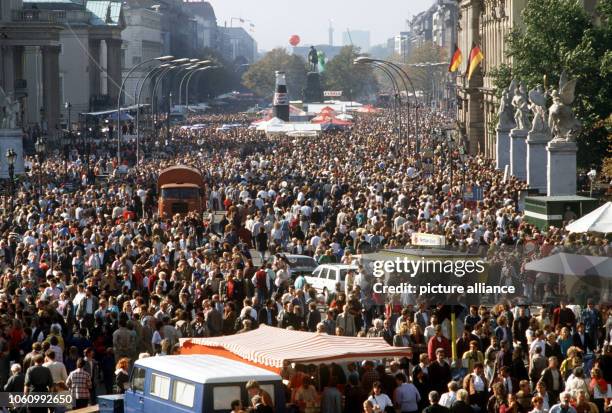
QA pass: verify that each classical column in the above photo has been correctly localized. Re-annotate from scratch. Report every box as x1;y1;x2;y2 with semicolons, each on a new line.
100;39;108;95
89;39;101;98
547;140;577;196
42;45;60;137
23;46;43;126
106;38;123;100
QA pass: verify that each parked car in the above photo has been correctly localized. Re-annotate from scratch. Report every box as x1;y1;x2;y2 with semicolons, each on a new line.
304;263;358;293
279;254;318;279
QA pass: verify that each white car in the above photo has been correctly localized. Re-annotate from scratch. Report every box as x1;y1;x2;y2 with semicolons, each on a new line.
305;264;359;293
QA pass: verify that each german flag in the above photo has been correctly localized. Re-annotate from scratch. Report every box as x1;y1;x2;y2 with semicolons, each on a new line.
448;44;462;72
466;43;484;80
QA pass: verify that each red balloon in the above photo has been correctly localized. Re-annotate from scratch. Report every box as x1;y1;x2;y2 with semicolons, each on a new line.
289;35;300;47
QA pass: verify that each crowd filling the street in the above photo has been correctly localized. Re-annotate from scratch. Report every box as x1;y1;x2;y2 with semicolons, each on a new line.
3;105;611;413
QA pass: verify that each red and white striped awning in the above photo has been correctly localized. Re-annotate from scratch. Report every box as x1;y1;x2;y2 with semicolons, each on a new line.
180;325;410;368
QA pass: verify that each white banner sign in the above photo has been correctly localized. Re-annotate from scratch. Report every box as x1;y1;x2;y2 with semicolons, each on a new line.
323;91;343;97
411;232;446;247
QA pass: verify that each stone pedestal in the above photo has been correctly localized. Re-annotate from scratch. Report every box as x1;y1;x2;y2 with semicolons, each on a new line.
0;129;25;178
547;139;577;196
303;72;323;103
510;128;528;181
495;126;511;170
527;132;549;193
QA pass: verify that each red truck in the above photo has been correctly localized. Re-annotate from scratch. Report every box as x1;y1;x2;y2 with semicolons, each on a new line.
157;165;206;217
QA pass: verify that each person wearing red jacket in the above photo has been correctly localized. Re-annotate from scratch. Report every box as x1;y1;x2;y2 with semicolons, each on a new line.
428;325;451;362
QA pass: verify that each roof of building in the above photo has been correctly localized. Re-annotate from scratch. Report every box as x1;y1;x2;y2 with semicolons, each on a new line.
181;0;216;21
23;0;84;10
134;355;281;384
86;0;122;26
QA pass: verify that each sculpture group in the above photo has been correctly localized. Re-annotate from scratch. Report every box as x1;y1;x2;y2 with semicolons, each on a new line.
496;71;581;196
498;71;580;142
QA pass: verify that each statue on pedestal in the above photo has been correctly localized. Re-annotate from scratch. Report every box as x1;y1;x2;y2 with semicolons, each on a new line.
308;46;319;73
528;85;549;135
0;87;20;129
512;81;531;131
548;71;581;142
497;87;515;130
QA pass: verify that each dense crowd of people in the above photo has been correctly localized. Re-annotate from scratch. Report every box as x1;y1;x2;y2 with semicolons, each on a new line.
1;106;610;413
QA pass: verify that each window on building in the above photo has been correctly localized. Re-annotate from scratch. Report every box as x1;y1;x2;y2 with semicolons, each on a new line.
172;380;195;407
150;373;170;399
213;386;240;410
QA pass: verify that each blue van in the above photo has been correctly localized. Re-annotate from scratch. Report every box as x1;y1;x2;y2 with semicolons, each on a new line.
124;355;286;413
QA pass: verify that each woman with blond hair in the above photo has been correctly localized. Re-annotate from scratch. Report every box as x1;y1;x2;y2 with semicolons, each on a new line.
114;357;130;394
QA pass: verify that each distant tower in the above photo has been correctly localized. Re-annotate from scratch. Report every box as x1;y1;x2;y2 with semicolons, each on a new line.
328;19;334;46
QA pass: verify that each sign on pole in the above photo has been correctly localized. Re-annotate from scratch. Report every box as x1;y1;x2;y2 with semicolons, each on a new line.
323;91;342;97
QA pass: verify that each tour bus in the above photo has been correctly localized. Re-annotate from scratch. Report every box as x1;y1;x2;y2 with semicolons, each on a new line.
157;165;207;217
124;355;286;413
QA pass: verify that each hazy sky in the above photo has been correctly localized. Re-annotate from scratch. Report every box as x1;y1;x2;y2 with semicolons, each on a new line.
209;0;434;52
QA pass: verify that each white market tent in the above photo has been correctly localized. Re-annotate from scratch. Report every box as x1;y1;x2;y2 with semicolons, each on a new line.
180;325;410;370
525;252;612;276
566;202;612;233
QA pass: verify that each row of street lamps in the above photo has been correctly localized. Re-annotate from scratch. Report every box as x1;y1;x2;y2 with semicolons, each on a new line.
117;55;220;165
353;57;420;154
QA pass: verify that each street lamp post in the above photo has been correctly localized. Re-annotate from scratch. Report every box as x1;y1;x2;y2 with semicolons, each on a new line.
185;66;218;111
135;64;172;164
355;57;420;153
65;102;72;132
35;137;46;195
354;60;403;146
587;169;597;197
116;55;174;165
6;149;16;211
178;61;212;107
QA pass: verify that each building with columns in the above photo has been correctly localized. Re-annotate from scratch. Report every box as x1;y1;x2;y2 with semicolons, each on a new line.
22;0;125;128
1;0;62;137
455;0;525;155
121;1;162;106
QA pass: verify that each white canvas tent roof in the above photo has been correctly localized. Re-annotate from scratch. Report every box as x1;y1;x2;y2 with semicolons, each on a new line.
524;252;612;277
566;202;612;233
180;325;412;368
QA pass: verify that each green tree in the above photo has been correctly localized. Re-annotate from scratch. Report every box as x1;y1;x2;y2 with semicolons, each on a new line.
403;42;448;103
492;0;612;168
192;48;241;99
242;48;307;99
323;46;378;100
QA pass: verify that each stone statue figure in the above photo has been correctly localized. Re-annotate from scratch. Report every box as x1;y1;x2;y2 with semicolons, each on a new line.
308;46;319;72
511;81;531;131
497;87;515;130
528;84;549;135
0;87;20;129
548;71;581;142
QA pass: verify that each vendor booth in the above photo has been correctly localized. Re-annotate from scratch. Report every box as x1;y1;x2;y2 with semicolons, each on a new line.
180;325;410;373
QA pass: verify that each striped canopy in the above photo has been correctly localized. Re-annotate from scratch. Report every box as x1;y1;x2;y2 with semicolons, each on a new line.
180;325;410;368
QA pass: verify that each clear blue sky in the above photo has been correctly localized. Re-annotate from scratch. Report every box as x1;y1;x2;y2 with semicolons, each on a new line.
209;0;434;52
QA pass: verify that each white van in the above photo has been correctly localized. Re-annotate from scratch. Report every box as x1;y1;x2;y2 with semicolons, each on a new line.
304;264;359;293
125;355;286;413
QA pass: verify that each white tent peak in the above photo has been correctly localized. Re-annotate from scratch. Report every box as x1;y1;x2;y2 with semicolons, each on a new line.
566;202;612;233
